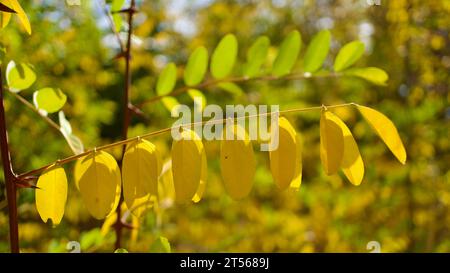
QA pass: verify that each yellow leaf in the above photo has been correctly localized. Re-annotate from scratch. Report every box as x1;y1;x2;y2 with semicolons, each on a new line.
158;160;175;205
192;150;207;203
333;115;364;185
78;151;122;219
73;156;88;190
269;117;302;190
357;105;406;164
320;110;344;175
0;11;12;28
2;0;31;34
35;165;68;225
171;129;206;203
220;124;255;199
122;139;161;217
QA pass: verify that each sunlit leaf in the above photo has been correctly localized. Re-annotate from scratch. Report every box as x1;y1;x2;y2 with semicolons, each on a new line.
6;61;36;92
220;124;255;199
2;0;31;34
357;105;406;164
33;88;67;113
210;34;238;79
217;82;243;97
156;62;177;95
269;117;302;190
333;40;365;72
344;67;389;86
320;110;344;175
0;2;15;13
161;96;181;113
192;149;207;203
114;248;128;253
303;30;331;73
171;129;205;203
78;151;121;219
272;30;301;77
35;165;68;226
333;114;364;185
244;36;270;77
122;139;162;217
187;89;206;111
184;46;208;86
111;0;125;32
150;236;171;253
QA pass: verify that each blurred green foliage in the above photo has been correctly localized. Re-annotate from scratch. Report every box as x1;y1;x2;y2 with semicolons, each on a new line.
0;0;448;252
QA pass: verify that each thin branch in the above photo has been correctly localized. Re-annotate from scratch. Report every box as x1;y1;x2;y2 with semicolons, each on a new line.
137;72;340;108
96;0;125;53
9;91;60;131
16;102;355;179
115;0;136;250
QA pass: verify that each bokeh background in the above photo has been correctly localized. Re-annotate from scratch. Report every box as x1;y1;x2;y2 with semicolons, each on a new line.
0;0;449;252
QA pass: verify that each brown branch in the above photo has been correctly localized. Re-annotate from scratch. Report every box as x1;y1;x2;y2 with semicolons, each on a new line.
0;67;20;253
114;0;136;250
136;72;339;108
15;103;355;180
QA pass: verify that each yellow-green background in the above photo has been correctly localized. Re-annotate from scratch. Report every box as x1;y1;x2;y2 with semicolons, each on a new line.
0;0;448;252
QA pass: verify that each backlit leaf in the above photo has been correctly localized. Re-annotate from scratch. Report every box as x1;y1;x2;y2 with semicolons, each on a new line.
6;61;36;92
171;129;205;203
122;139;162;217
272;30;301;77
357;105;406;164
333;40;365;72
187;89;206;111
333;115;364;185
320;110;344;175
303;30;331;73
269;117;302;190
150;236;171;253
192;150;207;203
184;46;208;86
33;87;67;113
210;34;238;79
35;165;68;226
2;0;31;34
220;124;255;199
156;63;177;95
244;36;270;77
78;151;121;219
344;67;389;86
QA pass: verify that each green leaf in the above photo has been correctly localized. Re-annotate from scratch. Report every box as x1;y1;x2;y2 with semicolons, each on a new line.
161;96;181;113
114;248;128;253
244;36;270;78
111;0;125;31
218;82;243;97
150;236;171;253
6;61;36;92
187;89;206;111
210;34;238;79
156;63;177;95
303;30;331;73
344;67;389;86
333;41;365;72
272;30;301;77
184;46;208;86
33;87;67;113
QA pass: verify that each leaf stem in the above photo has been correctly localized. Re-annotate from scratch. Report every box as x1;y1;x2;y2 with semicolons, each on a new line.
16;102;354;179
137;72;340;108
